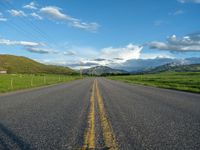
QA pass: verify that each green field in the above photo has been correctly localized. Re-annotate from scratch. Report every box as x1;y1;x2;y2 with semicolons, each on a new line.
0;74;81;93
108;72;200;93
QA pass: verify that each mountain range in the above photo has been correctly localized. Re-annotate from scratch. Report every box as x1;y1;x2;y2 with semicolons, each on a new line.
82;66;128;76
111;57;200;73
145;63;200;74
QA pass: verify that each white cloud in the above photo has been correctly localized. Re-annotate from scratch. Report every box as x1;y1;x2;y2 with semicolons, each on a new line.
0;38;40;47
71;21;99;31
5;5;99;31
31;12;43;20
178;0;200;3
40;6;99;31
148;32;200;51
23;2;38;10
40;6;68;20
0;18;7;22
8;9;27;17
26;47;57;54
63;50;77;56
0;38;56;54
140;53;174;59
29;43;174;71
100;44;142;62
65;44;143;69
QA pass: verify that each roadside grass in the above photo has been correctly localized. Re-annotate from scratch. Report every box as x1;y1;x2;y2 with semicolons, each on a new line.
107;72;200;93
0;74;81;93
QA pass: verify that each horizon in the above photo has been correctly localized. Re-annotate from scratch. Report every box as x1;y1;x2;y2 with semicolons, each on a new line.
1;53;200;72
0;0;200;70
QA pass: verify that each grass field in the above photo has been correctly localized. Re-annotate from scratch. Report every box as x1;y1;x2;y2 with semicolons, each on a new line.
0;74;81;93
108;72;200;93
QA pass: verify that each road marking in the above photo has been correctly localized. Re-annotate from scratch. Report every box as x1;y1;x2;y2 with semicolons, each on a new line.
81;79;118;149
81;80;96;149
95;80;119;150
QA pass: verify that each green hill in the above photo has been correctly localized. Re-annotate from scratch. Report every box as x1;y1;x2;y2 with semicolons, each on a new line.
0;54;76;75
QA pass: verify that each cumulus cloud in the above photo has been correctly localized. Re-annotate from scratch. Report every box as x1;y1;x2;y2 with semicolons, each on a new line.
40;6;99;31
29;42;174;71
66;44;143;69
177;0;200;3
148;32;200;52
8;9;27;17
23;2;38;10
30;12;43;20
100;44;142;62
40;6;69;20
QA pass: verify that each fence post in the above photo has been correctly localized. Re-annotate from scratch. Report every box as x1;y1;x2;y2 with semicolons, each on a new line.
11;78;13;90
31;75;34;87
44;76;46;84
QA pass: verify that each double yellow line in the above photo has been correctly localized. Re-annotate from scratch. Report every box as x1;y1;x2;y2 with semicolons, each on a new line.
82;79;96;149
81;79;118;150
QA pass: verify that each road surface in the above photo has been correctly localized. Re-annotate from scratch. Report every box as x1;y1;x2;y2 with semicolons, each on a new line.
0;78;200;150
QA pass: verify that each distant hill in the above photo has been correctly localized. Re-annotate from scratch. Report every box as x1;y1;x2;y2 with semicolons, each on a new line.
114;57;200;73
82;66;128;76
0;55;76;74
146;62;200;74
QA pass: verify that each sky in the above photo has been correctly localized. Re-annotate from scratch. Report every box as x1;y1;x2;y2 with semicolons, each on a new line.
0;0;200;70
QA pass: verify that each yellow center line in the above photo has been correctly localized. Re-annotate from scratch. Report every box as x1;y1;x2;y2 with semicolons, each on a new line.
95;79;119;150
80;79;118;150
81;80;96;149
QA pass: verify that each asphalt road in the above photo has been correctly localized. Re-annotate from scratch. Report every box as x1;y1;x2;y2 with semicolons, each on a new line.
0;78;200;150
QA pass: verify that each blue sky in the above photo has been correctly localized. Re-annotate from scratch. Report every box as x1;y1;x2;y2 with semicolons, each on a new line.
0;0;200;69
